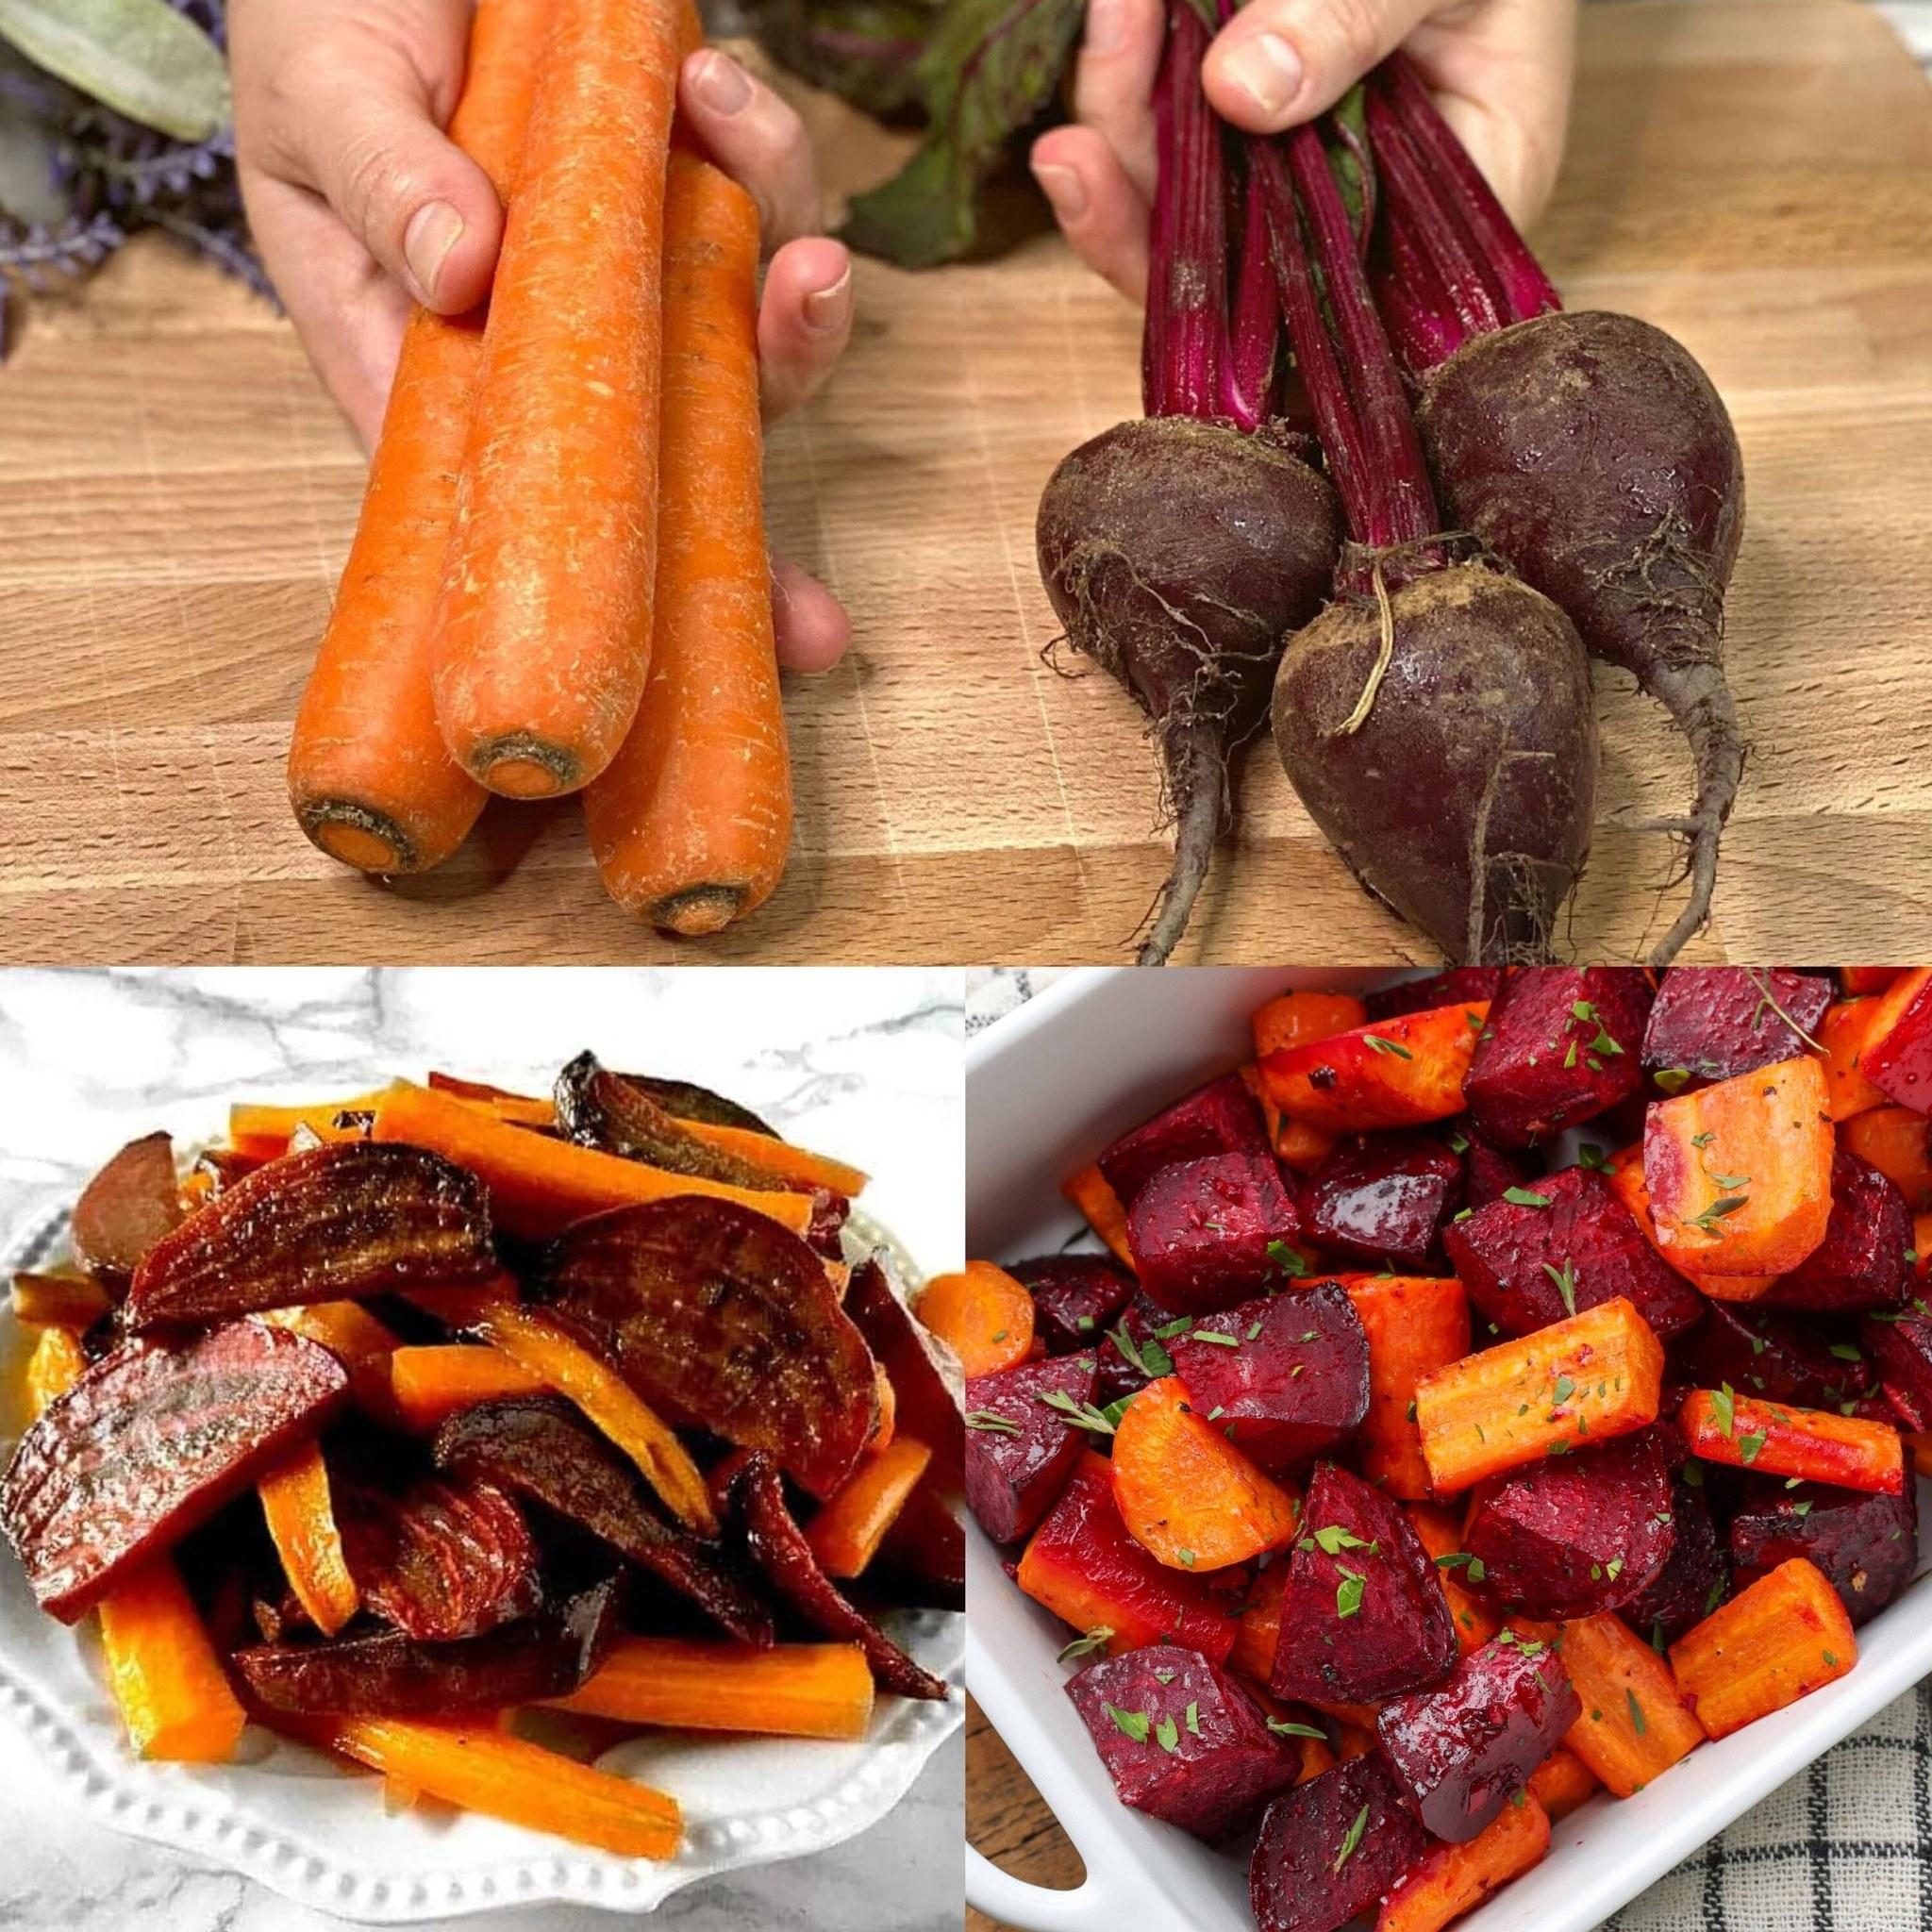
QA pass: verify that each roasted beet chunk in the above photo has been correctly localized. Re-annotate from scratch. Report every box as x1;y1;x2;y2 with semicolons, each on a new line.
1271;1463;1456;1703
1098;1071;1272;1208
1008;1254;1138;1354
1682;1302;1889;1421
1466;1428;1674;1619
1620;1477;1725;1646
1443;1165;1703;1341
1365;970;1506;1024
1167;1282;1369;1474
1641;968;1835;1089
1863;1304;1932;1431
1303;1134;1462;1270
1127;1153;1302;1314
1066;1649;1299;1842
845;1253;963;1486
1250;1757;1429;1932
1095;1291;1185;1403
1;1322;348;1622
341;1474;541;1642
1463;968;1652;1149
963;1355;1097;1542
1758;1151;1912;1315
1729;1481;1917;1628
71;1131;182;1289
1461;1125;1533;1210
1375;1633;1581;1842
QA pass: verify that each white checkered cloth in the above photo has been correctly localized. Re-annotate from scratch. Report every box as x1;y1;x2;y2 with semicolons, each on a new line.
969;966;1932;1930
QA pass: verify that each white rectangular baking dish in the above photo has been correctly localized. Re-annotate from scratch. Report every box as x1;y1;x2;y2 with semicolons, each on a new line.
964;965;1932;1932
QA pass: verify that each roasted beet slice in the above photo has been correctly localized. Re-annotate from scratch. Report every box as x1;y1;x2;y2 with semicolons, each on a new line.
1097;1071;1273;1208
1682;1301;1889;1421
1272;1462;1456;1703
1863;1304;1932;1432
2;1323;348;1621
1250;1756;1429;1932
1729;1481;1916;1628
71;1131;182;1289
876;1483;966;1610
340;1474;541;1642
433;1395;772;1643
1641;968;1835;1089
1302;1134;1462;1270
1166;1283;1369;1474
846;1253;963;1484
1365;970;1506;1024
1463;968;1652;1149
1757;1151;1912;1315
1007;1254;1138;1355
1067;1648;1299;1842
964;1355;1095;1543
234;1577;621;1715
1466;1428;1674;1619
1443;1165;1703;1341
1127;1153;1302;1314
1094;1291;1182;1403
1461;1125;1533;1210
538;1197;878;1501
722;1450;949;1700
1621;1477;1725;1646
1375;1633;1581;1842
124;1142;496;1329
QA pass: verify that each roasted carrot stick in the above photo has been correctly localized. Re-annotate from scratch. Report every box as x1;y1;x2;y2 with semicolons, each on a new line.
807;1438;933;1578
1526;1745;1599;1821
389;1343;548;1429
673;1119;868;1198
258;1441;359;1637
1376;1791;1549;1932
11;1271;111;1328
584;154;789;935
1678;1389;1904;1493
1515;1613;1702;1797
546;1638;874;1739
258;1300;403;1418
1669;1558;1856;1740
1061;1164;1137;1272
1342;1274;1470;1499
430;0;686;797
286;0;551;872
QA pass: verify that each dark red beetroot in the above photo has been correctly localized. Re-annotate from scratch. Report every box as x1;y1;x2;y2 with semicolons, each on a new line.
1008;1253;1138;1354
1442;1163;1703;1341
1096;1070;1273;1208
1365;969;1506;1022
1461;1124;1534;1210
1126;1152;1302;1313
1095;1291;1185;1403
1166;1281;1369;1473
877;1484;966;1611
340;1474;541;1642
1272;1462;1456;1703
1620;1476;1725;1646
963;1354;1097;1542
1641;968;1835;1088
845;1253;963;1486
1302;1133;1461;1270
1462;967;1652;1148
71;1131;181;1289
1729;1481;1916;1628
1681;1301;1890;1422
1;1322;348;1622
1466;1427;1674;1619
1375;1632;1581;1842
1862;1304;1932;1432
1863;977;1932;1111
1250;1756;1429;1932
1757;1151;1912;1315
1066;1648;1299;1842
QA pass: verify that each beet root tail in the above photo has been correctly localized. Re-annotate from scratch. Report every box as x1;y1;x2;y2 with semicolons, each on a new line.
1137;724;1227;967
1641;658;1748;965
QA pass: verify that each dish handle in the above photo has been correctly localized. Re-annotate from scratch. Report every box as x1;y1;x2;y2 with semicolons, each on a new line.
965;1842;1130;1931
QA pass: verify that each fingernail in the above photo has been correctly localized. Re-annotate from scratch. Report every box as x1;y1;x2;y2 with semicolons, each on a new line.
403;199;464;303
804;265;852;335
1222;31;1303;121
690;48;753;115
1085;0;1125;57
1031;160;1088;225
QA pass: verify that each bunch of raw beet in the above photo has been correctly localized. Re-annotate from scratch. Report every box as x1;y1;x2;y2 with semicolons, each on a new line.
967;965;1932;1932
0;1056;960;1857
1038;8;1745;967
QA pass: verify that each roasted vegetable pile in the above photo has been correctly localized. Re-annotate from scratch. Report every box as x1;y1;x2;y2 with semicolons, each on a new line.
970;966;1932;1932
1;1055;961;1857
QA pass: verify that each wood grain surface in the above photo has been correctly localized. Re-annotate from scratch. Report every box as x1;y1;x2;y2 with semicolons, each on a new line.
0;0;1926;964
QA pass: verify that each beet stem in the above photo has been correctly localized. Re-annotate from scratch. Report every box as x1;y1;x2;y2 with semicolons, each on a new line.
1219;166;1279;432
1136;723;1226;966
1374;189;1470;373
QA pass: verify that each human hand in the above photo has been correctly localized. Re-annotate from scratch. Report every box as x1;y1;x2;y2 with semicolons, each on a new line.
1029;0;1578;302
228;3;853;670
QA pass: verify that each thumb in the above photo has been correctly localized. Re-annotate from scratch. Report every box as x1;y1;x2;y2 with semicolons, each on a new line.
1204;0;1441;132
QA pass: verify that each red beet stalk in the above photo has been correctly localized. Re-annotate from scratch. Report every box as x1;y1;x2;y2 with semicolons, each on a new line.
1219;170;1280;431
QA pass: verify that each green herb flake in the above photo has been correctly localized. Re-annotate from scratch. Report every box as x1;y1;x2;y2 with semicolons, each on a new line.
1311;1524;1375;1557
1711;1384;1737;1438
1627;1690;1647;1738
1057;1626;1114;1662
966;1409;1021;1435
1543;1258;1578;1316
1190;1329;1240;1347
1333;1804;1371;1873
1506;1187;1555;1208
1738;1429;1767;1465
1829;1341;1863;1362
1267;1240;1308;1279
1267;1718;1327;1740
1655;1068;1693;1094
1104;1704;1149;1743
1040;1390;1119;1435
1336;1568;1367;1619
1154;1715;1180;1753
1364;1035;1413;1060
1185;1700;1201;1737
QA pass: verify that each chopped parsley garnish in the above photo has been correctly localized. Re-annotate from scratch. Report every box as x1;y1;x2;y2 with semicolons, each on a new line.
966;1409;1021;1435
1335;1567;1367;1618
1040;1391;1120;1435
1333;1804;1370;1873
1057;1627;1114;1661
1654;1068;1693;1094
1711;1383;1737;1438
1364;1035;1413;1059
1627;1690;1646;1737
1267;1718;1326;1740
1267;1240;1307;1278
1543;1258;1578;1316
1506;1187;1555;1209
1104;1704;1149;1743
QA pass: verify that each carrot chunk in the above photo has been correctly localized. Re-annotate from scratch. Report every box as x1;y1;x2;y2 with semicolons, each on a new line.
1414;1298;1665;1492
97;1559;249;1762
1342;1274;1471;1498
1251;991;1369;1058
1602;1144;1778;1302
805;1438;934;1578
1110;1375;1301;1570
389;1344;548;1429
1668;1557;1857;1740
1404;1501;1502;1654
548;1639;874;1740
1376;1791;1550;1932
11;1272;112;1328
1644;1055;1834;1276
1228;1559;1288;1680
1817;998;1892;1122
1061;1163;1137;1271
1840;1107;1932;1213
917;1262;1034;1376
1526;1745;1599;1821
671;1119;867;1199
1518;1613;1702;1796
1843;969;1903;996
258;1440;358;1636
1260;1001;1491;1132
1678;1389;1903;1493
259;1300;405;1418
1239;1065;1336;1174
24;1324;89;1418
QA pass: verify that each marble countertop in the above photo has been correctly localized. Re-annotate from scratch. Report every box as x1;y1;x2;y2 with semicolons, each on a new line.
0;967;963;1932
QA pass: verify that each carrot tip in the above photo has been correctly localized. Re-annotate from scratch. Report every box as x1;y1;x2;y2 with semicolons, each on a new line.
651;885;747;937
297;802;413;874
470;736;583;800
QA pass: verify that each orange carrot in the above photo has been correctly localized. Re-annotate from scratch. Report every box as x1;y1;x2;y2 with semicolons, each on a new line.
97;1559;249;1762
1405;1501;1502;1654
258;1441;359;1637
1260;1001;1491;1132
1669;1557;1856;1740
1526;1746;1599;1821
286;0;550;871
1061;1164;1137;1271
1517;1613;1703;1796
672;1119;868;1199
1678;1389;1904;1493
1602;1143;1778;1303
806;1438;933;1578
1841;1107;1932;1213
10;1271;111;1328
1341;1274;1471;1498
430;0;686;797
1250;990;1369;1059
1228;1561;1288;1679
258;1300;403;1417
584;154;788;934
916;1262;1035;1375
1843;968;1903;995
1817;998;1891;1122
24;1324;88;1418
547;1638;874;1739
389;1344;548;1429
1240;1065;1336;1174
1376;1792;1549;1932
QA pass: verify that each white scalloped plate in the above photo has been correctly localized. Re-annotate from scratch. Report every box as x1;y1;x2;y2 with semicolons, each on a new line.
0;1192;962;1924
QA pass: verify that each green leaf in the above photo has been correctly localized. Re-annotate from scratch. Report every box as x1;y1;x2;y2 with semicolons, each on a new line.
1335;1566;1366;1618
1104;1703;1149;1743
1322;83;1375;250
841;0;1087;266
1057;1626;1114;1661
1654;1068;1693;1094
1333;1803;1370;1873
1267;1718;1327;1740
1737;1429;1766;1465
1543;1258;1577;1316
1039;1390;1119;1435
1711;1384;1737;1437
1185;1700;1201;1736
966;1409;1022;1434
1310;1524;1374;1557
1627;1689;1646;1737
1268;1240;1308;1278
1506;1188;1554;1209
0;0;228;140
1154;1714;1180;1753
1363;1033;1413;1059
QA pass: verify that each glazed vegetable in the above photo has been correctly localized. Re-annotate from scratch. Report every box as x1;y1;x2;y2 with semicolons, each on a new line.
1678;1390;1905;1493
1261;1000;1490;1132
258;1440;358;1637
1668;1557;1856;1740
389;1345;548;1428
1342;1274;1470;1497
807;1436;934;1577
917;1261;1035;1375
70;1129;181;1286
549;1638;876;1739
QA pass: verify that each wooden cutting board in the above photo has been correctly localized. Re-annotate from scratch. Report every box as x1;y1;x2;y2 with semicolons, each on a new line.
0;0;1925;963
